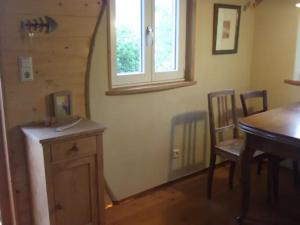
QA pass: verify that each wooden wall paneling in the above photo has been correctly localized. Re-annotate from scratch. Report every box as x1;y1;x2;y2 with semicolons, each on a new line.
2;52;87;127
0;33;19;225
0;69;14;225
3;0;102;17
2;53;88;83
7;128;30;225
3;89;86;128
2;15;98;38
2;37;90;58
0;0;104;224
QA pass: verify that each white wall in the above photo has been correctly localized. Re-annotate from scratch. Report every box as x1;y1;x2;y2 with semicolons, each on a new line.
89;0;255;200
251;0;300;107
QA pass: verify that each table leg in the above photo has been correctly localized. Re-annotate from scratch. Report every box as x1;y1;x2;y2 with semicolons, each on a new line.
236;135;256;224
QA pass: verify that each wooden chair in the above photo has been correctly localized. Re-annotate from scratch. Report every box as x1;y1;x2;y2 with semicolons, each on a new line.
207;89;264;199
240;90;268;117
240;90;299;200
240;90;268;175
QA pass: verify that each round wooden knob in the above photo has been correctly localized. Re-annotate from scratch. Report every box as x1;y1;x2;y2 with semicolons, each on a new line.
70;144;79;152
55;203;63;211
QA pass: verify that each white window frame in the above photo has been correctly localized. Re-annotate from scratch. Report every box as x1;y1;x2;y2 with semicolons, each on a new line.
108;0;187;88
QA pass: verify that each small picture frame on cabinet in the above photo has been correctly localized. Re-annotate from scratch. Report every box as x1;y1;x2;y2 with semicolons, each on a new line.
51;91;72;118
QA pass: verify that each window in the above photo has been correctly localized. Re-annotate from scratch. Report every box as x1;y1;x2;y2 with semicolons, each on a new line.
109;0;187;88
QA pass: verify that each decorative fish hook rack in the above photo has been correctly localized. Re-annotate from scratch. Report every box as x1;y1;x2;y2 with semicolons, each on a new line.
21;16;58;34
244;0;263;11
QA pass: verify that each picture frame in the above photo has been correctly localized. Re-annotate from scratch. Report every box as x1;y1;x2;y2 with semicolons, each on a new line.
213;4;241;55
51;91;72;118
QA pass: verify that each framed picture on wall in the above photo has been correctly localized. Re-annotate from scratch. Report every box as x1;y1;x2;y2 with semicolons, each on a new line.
212;4;241;55
51;91;72;118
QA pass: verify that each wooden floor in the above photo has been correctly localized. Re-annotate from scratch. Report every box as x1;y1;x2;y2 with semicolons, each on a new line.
106;164;300;225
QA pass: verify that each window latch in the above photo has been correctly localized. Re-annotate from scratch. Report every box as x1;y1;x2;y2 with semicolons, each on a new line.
146;26;154;47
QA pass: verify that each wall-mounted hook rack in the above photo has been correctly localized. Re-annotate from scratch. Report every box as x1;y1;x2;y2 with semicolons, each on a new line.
20;16;58;34
244;0;263;11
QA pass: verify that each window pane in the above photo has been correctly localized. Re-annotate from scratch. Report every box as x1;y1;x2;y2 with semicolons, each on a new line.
155;0;178;72
115;0;143;75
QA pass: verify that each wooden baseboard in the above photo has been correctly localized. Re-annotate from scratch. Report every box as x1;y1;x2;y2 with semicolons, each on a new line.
111;161;230;205
108;159;297;207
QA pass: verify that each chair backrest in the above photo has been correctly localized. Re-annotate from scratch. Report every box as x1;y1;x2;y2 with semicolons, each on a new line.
240;90;268;117
207;89;238;147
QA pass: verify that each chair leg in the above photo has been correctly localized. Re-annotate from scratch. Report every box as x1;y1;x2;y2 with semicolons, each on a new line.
207;152;216;200
257;159;263;175
272;157;280;202
267;158;273;203
229;161;236;190
293;161;299;186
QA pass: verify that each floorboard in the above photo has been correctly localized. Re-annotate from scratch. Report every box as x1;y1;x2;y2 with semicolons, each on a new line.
106;164;300;225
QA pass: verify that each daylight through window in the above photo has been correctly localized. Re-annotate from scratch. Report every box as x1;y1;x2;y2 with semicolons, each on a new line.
109;0;187;87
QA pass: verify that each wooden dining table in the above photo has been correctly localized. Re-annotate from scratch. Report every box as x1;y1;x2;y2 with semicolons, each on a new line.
237;103;300;224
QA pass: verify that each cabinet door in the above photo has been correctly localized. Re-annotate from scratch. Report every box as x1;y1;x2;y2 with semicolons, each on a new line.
51;157;98;225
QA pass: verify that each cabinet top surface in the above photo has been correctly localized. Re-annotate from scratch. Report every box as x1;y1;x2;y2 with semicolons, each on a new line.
21;119;106;144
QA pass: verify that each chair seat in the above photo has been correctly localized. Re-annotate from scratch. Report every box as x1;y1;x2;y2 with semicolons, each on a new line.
215;139;264;159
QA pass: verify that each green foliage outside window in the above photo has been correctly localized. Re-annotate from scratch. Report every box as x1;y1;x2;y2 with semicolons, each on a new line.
116;27;140;74
116;4;175;74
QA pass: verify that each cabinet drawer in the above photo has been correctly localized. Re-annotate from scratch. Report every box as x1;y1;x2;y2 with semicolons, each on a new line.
51;136;97;162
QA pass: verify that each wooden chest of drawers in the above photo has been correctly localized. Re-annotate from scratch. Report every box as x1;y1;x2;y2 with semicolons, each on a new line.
21;120;106;225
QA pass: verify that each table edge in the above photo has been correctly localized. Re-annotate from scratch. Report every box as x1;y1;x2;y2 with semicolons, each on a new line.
239;121;300;148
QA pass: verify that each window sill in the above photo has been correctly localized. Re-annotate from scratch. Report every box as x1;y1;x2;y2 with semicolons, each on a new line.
106;80;197;96
284;79;300;86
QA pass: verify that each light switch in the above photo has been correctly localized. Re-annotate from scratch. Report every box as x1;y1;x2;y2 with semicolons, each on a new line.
18;56;34;82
